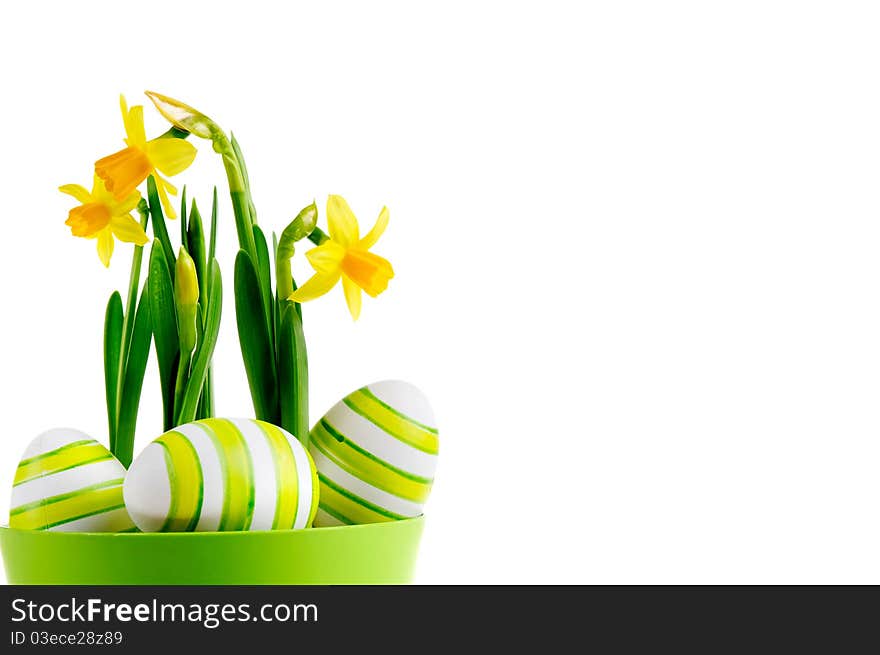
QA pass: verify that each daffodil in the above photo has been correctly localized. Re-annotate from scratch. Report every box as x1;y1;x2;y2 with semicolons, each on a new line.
95;95;196;219
59;176;148;267
289;195;393;320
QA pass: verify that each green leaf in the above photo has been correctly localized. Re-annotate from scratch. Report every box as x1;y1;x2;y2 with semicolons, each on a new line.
103;292;123;452
208;187;219;273
235;250;279;423
148;243;180;431
187;199;207;312
178;259;223;425
115;287;152;468
277;302;309;445
199;365;214;420
180;186;188;245
146;176;176;273
276;202;318;300
253;224;273;338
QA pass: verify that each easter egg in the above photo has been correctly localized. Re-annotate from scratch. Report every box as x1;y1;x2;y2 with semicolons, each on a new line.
9;429;135;532
124;418;319;532
309;380;439;527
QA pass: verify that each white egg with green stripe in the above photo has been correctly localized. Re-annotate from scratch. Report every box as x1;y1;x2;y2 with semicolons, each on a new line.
310;380;439;527
124;418;319;532
9;429;136;532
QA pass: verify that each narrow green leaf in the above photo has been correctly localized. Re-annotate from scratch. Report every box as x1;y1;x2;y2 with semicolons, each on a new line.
209;187;219;267
202;367;214;417
172;350;191;426
278;302;309;445
292;276;302;320
194;306;209;421
146;176;176;273
148;243;180;431
187;199;207;312
103;292;123;452
253;224;273;339
235;250;279;423
178;260;223;425
180;186;188;245
115;287;152;468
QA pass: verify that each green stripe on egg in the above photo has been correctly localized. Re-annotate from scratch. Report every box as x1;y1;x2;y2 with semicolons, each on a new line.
124;419;318;532
9;429;135;533
310;380;439;527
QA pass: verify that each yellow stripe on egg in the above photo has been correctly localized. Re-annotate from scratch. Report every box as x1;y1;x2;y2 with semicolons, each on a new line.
155;431;203;532
258;421;299;530
10;478;126;531
14;441;112;486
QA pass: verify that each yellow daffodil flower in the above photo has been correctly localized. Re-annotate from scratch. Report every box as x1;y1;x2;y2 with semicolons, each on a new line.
95;95;196;219
59;176;148;267
289;195;394;320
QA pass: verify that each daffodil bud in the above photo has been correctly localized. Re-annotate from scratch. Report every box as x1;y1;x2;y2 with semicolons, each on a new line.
145;90;245;194
145;91;217;140
175;247;200;353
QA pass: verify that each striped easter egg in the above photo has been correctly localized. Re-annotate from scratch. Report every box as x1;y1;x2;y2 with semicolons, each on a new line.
123;418;319;532
309;380;439;527
9;429;135;532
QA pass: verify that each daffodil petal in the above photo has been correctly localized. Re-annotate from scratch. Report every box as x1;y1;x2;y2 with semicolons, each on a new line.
119;94;129;130
359;206;389;250
288;271;341;303
124;103;147;149
89;174;112;202
327;195;359;247
156;174;177;197
154;176;178;220
342;276;362;321
97;230;114;268
305;241;346;275
112;190;142;216
110;214;149;245
146;138;197;177
58;184;92;204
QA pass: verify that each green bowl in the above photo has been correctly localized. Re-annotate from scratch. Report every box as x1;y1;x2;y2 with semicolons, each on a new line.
0;517;424;584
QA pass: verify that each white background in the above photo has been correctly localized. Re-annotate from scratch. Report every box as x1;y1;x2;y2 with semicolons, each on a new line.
1;1;879;583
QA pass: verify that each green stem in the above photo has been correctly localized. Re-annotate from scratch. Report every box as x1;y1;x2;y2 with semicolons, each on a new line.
216;135;258;276
116;205;150;423
147;176;177;271
308;227;329;246
173;349;192;425
230;188;257;259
